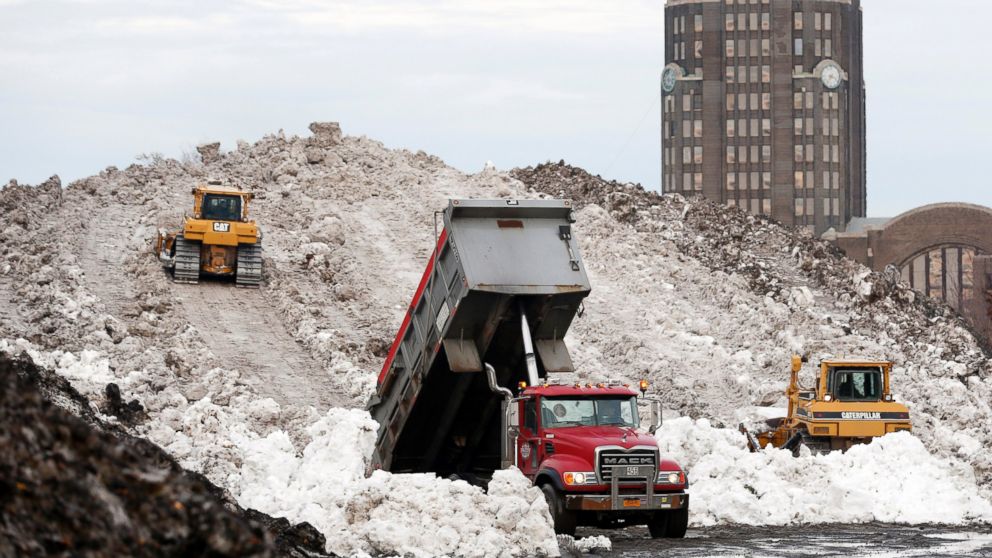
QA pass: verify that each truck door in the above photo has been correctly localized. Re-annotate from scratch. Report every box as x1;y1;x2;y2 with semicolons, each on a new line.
518;397;541;477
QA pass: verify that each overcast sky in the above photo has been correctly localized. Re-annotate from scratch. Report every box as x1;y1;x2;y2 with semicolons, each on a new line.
0;0;988;217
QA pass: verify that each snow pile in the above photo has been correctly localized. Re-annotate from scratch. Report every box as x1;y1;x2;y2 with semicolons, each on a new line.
657;417;992;526
235;409;559;558
2;125;992;554
557;535;612;555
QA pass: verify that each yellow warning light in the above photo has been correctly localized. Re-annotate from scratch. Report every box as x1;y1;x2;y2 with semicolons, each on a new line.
586;383;593;389
518;381;527;390
596;383;605;388
575;383;582;388
639;380;649;394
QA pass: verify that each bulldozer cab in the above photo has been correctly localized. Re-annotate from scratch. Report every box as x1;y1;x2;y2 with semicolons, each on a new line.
191;184;253;223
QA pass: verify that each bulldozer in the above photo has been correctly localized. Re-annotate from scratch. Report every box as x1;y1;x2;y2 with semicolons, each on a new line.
740;356;911;455
155;181;262;287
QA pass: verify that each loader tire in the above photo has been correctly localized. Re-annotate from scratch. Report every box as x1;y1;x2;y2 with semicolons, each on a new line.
236;241;262;288
173;235;201;284
541;484;576;536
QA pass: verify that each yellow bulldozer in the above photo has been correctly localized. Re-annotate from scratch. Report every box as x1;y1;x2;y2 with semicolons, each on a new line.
155;181;262;287
740;356;911;455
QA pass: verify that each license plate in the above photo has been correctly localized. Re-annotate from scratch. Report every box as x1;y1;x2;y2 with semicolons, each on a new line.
623;499;641;508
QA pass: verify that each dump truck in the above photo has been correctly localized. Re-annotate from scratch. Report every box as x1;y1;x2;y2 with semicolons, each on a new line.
367;199;689;537
155;181;262;287
740;356;912;455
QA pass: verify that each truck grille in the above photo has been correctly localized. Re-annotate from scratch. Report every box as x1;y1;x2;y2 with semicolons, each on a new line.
597;448;657;483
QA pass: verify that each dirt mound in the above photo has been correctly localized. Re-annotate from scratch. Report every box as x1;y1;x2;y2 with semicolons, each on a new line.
0;351;330;557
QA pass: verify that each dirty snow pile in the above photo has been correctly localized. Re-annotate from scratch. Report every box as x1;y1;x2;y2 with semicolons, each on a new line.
657;417;992;526
236;408;558;558
1;122;991;554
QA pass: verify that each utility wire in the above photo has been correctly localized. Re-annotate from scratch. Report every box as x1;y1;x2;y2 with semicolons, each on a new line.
604;92;661;178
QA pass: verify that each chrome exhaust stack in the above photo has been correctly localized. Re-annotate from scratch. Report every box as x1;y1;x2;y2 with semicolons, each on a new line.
519;301;540;387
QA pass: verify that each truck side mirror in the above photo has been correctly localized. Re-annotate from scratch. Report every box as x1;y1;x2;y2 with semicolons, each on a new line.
649;400;662;434
508;401;520;427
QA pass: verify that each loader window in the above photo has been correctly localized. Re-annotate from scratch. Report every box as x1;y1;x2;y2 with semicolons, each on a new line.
541;397;639;429
831;368;882;401
202;194;242;222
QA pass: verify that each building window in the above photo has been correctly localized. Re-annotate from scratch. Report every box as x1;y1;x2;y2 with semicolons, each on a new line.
694;120;703;137
794;38;803;56
727;146;736;164
726;66;736;83
739;172;748;189
726;94;735;111
750;13;758;31
739;93;747;109
794;117;803;135
762;93;770;110
825;39;832;57
805;144;814;162
726;13;734;31
762;199;771;213
795;198;805;216
683;95;692;112
762;118;771;136
806;92;814;109
693;146;703;164
762;172;771;190
739;145;747;163
761;65;770;83
726;40;735;58
750;93;758;110
727;120;736;137
814;12;822;31
794;145;803;163
738;13;746;30
762;145;771;163
683;173;691;191
694;172;703;190
794;12;803;30
825;13;832;31
750;145;759;162
750;119;759;137
683;120;691;138
815;39;822;57
683;147;692;164
794;170;804;188
694;14;703;32
832;146;839;163
832;171;840;189
794;92;803;110
762;39;770;57
761;13;770;31
727;173;737;190
806;117;814;135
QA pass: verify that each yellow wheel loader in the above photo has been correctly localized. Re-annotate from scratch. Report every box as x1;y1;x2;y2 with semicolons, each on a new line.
155;181;262;287
740;356;911;455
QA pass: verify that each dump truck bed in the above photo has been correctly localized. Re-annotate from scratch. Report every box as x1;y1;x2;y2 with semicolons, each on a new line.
368;199;591;476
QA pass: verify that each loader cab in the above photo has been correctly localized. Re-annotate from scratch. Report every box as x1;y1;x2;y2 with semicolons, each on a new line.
819;361;894;403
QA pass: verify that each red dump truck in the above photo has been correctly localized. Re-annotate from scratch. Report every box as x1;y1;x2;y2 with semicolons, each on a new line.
367;199;688;537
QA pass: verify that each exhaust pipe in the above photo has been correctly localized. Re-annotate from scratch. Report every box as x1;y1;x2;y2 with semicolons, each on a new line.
486;363;517;469
519;301;539;386
486;363;513;400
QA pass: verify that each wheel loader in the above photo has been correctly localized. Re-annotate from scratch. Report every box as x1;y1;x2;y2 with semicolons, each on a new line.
740;356;911;455
154;181;262;287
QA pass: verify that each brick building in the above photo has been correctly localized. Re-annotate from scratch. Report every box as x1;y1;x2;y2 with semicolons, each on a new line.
661;0;866;235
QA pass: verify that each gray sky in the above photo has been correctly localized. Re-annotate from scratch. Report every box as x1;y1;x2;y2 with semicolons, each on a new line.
0;0;988;217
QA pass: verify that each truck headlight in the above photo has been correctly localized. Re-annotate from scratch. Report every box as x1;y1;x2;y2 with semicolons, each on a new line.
659;471;683;484
563;472;595;485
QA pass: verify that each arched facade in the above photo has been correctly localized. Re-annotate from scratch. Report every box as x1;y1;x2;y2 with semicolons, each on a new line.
831;203;992;341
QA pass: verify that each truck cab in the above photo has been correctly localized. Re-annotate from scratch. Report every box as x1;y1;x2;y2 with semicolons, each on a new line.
511;384;688;537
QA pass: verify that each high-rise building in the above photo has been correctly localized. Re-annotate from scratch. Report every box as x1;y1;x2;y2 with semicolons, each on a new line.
661;0;865;234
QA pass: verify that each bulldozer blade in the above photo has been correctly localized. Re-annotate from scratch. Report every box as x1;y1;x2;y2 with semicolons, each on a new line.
782;430;804;452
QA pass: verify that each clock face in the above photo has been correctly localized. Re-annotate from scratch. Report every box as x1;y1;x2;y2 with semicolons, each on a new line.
821;64;842;89
662;68;678;94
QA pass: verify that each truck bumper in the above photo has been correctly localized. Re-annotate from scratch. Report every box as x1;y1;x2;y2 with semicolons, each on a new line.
564;492;688;512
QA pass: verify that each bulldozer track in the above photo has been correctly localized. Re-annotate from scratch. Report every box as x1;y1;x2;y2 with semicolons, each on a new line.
173;235;201;284
174;281;346;411
235;242;262;288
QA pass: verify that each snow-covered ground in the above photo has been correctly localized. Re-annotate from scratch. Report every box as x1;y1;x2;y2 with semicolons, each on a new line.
1;124;991;556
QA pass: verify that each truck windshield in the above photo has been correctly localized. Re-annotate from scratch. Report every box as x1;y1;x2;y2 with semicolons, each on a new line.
831;368;882;401
541;397;639;429
202;194;242;221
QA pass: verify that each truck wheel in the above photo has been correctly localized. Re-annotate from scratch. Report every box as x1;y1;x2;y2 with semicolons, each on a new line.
648;507;688;538
664;506;688;538
540;484;576;536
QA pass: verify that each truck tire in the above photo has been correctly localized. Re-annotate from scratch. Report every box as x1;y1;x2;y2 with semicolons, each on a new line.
540;484;576;536
648;507;688;539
